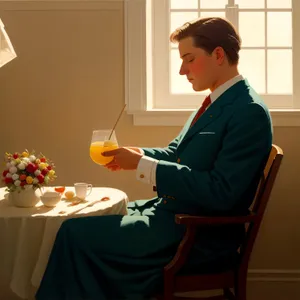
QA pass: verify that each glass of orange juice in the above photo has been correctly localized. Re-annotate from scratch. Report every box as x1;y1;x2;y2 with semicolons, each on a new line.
89;129;119;165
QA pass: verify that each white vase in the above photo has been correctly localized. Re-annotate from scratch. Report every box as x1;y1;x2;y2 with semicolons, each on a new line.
9;187;40;208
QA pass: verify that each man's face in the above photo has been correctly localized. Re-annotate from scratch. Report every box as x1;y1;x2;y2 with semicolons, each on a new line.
178;37;217;92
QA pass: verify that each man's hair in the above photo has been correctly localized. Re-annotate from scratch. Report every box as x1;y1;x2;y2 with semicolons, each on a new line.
170;17;241;65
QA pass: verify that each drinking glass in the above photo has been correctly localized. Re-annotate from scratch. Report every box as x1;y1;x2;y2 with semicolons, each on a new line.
89;129;118;165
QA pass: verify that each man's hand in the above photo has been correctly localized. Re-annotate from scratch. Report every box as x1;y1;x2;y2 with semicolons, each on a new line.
102;147;143;171
126;147;144;155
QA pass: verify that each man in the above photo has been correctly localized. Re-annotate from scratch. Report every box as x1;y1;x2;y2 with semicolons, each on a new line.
36;17;272;300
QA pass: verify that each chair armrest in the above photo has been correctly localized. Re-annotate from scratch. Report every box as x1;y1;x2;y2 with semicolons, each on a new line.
164;213;257;276
175;213;257;226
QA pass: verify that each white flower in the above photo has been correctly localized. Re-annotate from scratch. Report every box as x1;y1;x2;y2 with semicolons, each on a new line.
29;155;36;162
33;178;39;184
6;173;12;178
6;162;11;169
14;180;21;186
9;166;18;174
12;174;19;181
18;163;26;170
23;157;30;163
10;160;16;166
34;169;41;176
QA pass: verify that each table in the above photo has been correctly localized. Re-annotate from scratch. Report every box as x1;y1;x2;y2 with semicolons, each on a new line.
0;186;128;299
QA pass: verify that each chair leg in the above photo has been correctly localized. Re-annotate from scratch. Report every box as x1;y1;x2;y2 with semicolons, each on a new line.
234;278;247;300
164;287;174;300
163;274;174;300
223;288;236;300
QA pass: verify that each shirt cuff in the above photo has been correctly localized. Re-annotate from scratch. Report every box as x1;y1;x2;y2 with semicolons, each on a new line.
138;148;145;155
136;156;158;185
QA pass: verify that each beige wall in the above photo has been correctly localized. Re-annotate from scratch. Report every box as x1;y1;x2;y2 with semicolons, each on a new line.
0;1;299;299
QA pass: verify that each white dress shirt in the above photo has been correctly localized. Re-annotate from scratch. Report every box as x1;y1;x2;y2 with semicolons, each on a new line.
136;74;244;185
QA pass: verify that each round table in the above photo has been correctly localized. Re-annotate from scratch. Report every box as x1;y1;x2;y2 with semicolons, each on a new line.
0;186;128;300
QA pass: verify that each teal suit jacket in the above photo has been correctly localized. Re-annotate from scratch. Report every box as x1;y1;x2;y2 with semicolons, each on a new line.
143;79;273;217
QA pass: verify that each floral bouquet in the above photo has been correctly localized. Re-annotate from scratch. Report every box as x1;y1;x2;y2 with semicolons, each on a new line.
2;150;56;193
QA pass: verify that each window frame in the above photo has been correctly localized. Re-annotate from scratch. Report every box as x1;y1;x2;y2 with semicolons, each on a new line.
125;0;300;126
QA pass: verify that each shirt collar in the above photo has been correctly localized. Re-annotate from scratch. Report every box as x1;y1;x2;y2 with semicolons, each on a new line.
210;74;244;103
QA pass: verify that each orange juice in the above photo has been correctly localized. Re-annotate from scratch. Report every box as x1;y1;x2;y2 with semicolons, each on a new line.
90;141;118;165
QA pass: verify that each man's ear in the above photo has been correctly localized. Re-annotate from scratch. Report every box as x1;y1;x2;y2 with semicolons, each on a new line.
214;46;226;64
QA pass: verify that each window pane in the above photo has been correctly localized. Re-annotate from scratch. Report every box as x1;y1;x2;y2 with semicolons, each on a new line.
200;11;226;18
239;12;265;47
170;49;197;94
200;0;227;9
267;0;292;9
267;12;292;47
238;50;265;93
170;0;198;9
267;50;292;94
235;0;264;9
170;12;199;34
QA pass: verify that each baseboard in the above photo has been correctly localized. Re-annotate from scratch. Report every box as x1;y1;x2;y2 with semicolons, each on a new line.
174;270;300;299
248;269;300;282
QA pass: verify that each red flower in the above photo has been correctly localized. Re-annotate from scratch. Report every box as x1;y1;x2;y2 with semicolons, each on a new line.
5;177;13;184
40;157;46;163
26;163;38;173
20;181;26;186
2;170;9;177
13;153;19;159
19;174;26;181
47;165;52;170
41;168;48;176
37;174;44;183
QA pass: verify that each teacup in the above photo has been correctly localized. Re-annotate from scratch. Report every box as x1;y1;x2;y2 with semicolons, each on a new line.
74;183;93;200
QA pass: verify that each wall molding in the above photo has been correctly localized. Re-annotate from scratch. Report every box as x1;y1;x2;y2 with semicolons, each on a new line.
248;269;300;282
0;0;124;10
132;109;300;127
0;0;125;2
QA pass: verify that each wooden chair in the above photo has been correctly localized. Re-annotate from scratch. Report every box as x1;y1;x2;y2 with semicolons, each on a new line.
156;144;283;300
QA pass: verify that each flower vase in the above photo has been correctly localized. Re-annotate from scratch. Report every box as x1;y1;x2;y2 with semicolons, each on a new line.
9;187;40;208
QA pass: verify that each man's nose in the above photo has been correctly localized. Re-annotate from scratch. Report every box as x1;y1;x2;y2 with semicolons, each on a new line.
179;64;188;76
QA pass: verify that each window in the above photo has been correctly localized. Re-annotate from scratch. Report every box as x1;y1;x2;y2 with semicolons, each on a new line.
125;0;300;126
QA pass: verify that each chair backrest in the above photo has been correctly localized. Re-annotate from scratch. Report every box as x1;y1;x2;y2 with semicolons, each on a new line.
239;144;283;269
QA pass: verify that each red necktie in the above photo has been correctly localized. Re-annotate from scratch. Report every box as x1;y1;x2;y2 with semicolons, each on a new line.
190;95;211;127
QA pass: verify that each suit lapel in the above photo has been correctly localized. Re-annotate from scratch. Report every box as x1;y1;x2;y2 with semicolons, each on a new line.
178;79;250;149
178;111;198;145
179;103;223;145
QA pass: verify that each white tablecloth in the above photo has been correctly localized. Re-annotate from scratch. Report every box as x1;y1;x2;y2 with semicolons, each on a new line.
0;186;128;299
